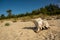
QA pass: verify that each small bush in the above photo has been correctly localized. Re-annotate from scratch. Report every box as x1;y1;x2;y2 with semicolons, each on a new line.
5;23;10;26
56;16;60;19
12;18;17;22
12;20;17;22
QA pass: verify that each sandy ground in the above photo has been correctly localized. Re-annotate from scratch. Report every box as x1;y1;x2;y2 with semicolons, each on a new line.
0;19;60;40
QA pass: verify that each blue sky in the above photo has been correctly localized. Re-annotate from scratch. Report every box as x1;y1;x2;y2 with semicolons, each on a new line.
0;0;60;15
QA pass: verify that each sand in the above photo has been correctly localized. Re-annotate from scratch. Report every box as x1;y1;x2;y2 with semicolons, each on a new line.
0;19;60;40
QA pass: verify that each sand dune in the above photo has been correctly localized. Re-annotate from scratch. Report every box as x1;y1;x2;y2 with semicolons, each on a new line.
0;19;60;40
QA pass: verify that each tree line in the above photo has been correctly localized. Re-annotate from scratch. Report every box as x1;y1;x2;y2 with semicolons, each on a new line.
0;4;60;20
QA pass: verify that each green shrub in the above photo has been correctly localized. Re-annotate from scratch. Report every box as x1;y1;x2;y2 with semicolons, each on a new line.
12;20;17;22
5;23;10;26
56;16;60;19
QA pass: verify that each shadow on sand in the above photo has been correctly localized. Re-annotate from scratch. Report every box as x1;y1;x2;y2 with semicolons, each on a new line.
23;27;37;33
23;26;49;33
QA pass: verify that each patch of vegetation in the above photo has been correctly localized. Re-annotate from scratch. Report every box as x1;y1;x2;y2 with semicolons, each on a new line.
0;4;60;20
5;23;10;26
12;20;17;22
12;18;17;22
56;15;60;19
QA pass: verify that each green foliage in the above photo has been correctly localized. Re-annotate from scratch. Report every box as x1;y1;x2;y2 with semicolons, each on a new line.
43;4;60;15
0;4;60;20
6;9;12;18
0;14;6;20
5;23;10;26
12;20;17;22
12;18;17;22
